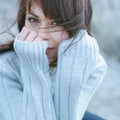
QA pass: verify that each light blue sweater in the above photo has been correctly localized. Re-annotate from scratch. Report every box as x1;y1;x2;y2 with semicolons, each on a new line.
0;30;107;120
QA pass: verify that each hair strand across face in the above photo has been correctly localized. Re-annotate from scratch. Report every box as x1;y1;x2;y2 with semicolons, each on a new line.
17;0;93;37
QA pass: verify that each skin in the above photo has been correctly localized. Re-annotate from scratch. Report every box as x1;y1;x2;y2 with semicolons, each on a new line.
18;3;69;64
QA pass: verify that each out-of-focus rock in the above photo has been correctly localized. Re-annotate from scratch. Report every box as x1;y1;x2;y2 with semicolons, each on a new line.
92;0;120;61
0;0;18;43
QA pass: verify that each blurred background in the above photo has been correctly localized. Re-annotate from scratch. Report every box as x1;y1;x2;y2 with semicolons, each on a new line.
0;0;120;119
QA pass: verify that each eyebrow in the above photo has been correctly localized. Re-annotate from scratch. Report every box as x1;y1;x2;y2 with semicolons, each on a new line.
27;11;39;18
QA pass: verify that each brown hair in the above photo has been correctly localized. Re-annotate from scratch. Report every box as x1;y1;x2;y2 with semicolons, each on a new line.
0;0;92;54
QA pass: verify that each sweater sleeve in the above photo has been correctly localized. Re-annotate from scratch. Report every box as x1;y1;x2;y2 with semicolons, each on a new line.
53;30;107;120
0;63;23;120
13;37;57;120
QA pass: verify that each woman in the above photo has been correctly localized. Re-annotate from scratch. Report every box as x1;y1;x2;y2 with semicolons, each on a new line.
0;0;107;120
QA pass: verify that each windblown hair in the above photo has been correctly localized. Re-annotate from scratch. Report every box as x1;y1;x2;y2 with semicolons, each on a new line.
0;0;92;54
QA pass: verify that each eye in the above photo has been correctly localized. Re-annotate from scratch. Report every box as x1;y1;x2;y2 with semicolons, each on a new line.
28;17;38;23
51;20;59;26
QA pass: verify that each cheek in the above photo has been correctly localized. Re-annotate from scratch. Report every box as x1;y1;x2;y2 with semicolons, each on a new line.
53;32;69;49
54;31;69;44
25;21;39;33
62;31;69;40
25;20;29;28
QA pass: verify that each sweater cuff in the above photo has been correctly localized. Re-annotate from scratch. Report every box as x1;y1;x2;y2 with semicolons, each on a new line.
13;35;49;72
58;30;99;61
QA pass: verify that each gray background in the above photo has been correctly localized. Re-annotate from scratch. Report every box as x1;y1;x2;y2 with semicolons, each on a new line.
0;0;120;119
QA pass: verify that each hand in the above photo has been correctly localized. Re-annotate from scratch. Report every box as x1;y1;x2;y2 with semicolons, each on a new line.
14;26;49;73
18;26;42;42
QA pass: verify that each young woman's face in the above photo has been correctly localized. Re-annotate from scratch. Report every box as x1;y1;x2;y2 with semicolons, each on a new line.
25;3;69;63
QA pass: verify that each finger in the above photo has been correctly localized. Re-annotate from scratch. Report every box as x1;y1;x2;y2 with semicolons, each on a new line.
18;27;30;41
25;31;37;42
33;36;43;42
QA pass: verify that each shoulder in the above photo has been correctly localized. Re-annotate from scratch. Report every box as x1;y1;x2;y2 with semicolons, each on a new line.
60;29;99;53
0;51;19;70
81;30;99;50
0;51;22;84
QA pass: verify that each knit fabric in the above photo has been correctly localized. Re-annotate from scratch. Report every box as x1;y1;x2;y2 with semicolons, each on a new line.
0;30;107;120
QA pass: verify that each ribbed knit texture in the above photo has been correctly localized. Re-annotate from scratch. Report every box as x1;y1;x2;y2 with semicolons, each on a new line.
0;30;107;120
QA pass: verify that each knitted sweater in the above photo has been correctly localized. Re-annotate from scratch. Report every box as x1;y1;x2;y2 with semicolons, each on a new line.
0;30;107;120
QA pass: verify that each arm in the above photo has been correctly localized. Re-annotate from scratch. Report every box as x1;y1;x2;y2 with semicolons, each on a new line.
0;50;55;120
0;33;56;120
0;63;23;120
13;36;56;120
53;30;107;120
75;54;107;120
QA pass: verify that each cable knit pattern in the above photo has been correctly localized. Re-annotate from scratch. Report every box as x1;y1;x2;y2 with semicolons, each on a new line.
13;38;56;120
54;30;107;120
0;30;107;120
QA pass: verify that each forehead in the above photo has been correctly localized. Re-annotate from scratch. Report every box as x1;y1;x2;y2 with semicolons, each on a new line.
27;1;52;19
30;3;42;13
26;0;60;20
28;4;52;22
